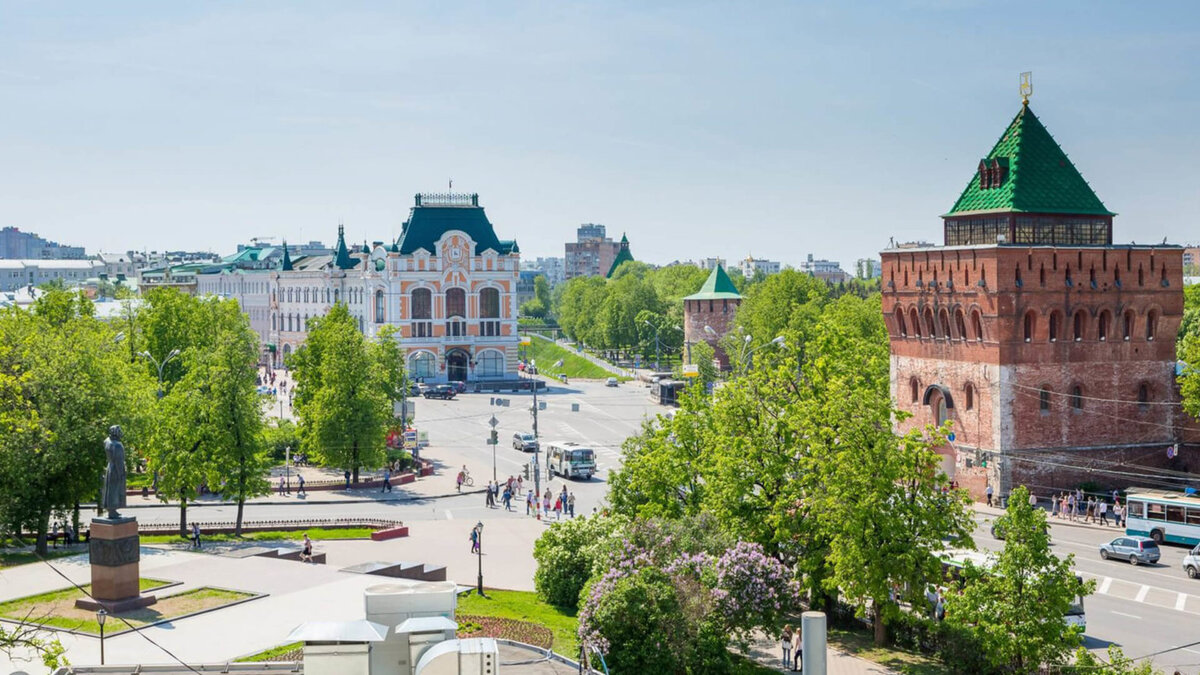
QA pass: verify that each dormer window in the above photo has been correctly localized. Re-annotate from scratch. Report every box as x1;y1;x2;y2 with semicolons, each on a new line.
979;160;990;189
978;158;1008;190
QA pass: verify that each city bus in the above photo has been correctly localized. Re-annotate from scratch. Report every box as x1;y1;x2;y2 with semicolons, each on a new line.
545;441;596;480
936;549;1086;630
1124;489;1200;546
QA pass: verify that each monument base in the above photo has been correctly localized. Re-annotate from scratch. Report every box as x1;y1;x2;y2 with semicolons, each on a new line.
79;516;152;613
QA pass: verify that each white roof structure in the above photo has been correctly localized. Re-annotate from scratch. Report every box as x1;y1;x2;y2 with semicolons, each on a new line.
396;616;458;634
286;619;390;643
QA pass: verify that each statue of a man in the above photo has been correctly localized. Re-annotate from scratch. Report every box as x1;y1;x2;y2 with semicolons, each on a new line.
101;425;127;519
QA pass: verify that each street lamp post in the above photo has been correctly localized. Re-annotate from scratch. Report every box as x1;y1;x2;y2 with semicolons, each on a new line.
96;608;108;664
474;521;485;596
520;337;543;499
643;321;680;371
741;335;786;373
139;348;182;399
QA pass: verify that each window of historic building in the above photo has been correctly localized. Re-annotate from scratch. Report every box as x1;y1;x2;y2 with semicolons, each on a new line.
446;288;466;318
923;307;936;338
1023;310;1035;343
1097;310;1110;341
1147;310;1158;340
1073;310;1086;341
964;383;975;411
910;378;919;404
971;310;983;342
412;288;433;338
895;307;907;337
1070;385;1083;411
1039;387;1051;412
955;309;967;342
1123;310;1134;341
374;290;385;324
939;309;952;340
409;351;436;379
1049;311;1060;342
1137;383;1150;411
476;350;504;377
910;308;922;338
480;287;501;337
1138;265;1145;286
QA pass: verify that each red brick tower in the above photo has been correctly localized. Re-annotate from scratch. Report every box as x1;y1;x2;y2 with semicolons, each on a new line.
683;264;742;370
881;100;1186;501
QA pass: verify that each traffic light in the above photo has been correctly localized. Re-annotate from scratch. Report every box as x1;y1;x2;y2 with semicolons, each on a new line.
523;463;531;480
489;430;498;446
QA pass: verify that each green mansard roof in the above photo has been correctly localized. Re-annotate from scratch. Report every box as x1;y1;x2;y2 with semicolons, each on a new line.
394;194;516;256
684;264;741;301
945;104;1114;218
605;233;634;278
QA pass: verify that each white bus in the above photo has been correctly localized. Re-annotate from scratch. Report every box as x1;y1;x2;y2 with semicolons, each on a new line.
1124;489;1200;546
938;548;1087;630
545;441;596;480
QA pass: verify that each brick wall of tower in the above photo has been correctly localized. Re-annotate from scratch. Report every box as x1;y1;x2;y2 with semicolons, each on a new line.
684;297;741;369
881;244;1188;500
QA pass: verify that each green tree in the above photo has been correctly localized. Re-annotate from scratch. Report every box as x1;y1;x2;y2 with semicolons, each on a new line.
533;515;627;609
946;486;1093;673
176;299;271;534
0;292;152;554
1071;646;1160;675
730;268;827;351
289;303;389;483
519;298;548;319
534;274;552;308
686;340;719;386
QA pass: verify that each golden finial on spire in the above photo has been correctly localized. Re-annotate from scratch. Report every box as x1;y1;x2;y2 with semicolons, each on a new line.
1020;71;1033;106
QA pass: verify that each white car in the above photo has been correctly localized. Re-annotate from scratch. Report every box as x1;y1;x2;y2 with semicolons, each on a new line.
605;377;618;387
1184;544;1200;579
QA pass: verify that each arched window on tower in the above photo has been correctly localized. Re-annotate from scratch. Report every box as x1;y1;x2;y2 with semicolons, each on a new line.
971;310;983;342
1070;385;1083;411
964;383;975;411
1147;309;1158;340
894;307;907;337
955;309;967;341
939;309;952;340
1023;311;1035;342
1073;310;1086;341
1098;310;1110;341
1039;387;1051;412
910;308;922;338
1123;310;1134;341
1137;383;1149;411
1049;311;1060;342
923;307;936;338
910;378;919;404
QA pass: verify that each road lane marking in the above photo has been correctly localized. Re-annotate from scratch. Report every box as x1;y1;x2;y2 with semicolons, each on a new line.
1098;577;1113;594
1135;585;1150;602
1111;610;1142;619
1177;593;1188;611
1183;647;1200;655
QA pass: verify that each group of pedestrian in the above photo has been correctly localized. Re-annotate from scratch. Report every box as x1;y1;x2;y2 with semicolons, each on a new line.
780;623;803;671
1049;488;1125;527
50;521;88;548
276;473;306;497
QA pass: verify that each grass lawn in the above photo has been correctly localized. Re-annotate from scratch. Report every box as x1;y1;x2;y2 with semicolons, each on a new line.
828;626;951;675
236;641;303;662
0;582;251;635
523;337;625;381
140;527;375;545
456;589;580;657
0;549;78;569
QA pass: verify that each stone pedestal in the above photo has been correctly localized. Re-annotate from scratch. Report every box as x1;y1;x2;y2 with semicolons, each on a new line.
74;517;157;613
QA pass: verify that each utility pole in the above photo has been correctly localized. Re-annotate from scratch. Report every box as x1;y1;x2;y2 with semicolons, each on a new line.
522;336;542;499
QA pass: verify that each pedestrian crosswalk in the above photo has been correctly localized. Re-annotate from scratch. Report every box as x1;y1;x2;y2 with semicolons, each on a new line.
1081;571;1200;615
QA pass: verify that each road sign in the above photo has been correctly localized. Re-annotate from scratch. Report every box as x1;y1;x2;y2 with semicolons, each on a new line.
488;416;499;428
682;364;699;378
947;432;956;442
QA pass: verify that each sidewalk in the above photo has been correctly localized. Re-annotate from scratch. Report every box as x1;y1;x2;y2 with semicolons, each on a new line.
740;631;896;674
973;501;1130;534
123;476;488;509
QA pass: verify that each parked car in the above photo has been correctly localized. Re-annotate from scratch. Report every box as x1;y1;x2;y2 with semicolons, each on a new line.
512;432;539;452
1184;544;1200;579
1100;536;1161;565
452;381;467;393
605;377;619;387
423;385;457;400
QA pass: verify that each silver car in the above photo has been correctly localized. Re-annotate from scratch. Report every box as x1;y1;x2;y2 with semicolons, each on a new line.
512;432;538;452
1100;536;1161;565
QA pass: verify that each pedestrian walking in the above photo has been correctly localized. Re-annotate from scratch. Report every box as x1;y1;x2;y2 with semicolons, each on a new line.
503;486;513;511
300;533;313;563
568;492;576;518
1098;500;1109;526
383;468;393;493
1067;493;1076;521
543;489;552;516
553;495;563;519
1051;493;1060;518
297;473;306;497
1114;501;1124;527
469;526;480;554
278;476;287;496
781;625;793;668
985;484;994;507
791;623;803;671
526;489;534;515
456;470;465;493
191;522;201;549
485;482;495;508
1028;491;1037;508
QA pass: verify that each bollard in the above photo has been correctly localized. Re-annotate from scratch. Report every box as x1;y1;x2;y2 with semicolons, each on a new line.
801;611;826;675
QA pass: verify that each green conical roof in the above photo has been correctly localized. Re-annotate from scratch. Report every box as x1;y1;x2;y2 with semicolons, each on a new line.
605;233;634;278
684;264;741;301
333;225;355;269
945;104;1114;217
280;240;293;271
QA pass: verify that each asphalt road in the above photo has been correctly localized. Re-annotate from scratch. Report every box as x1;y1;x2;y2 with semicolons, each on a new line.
974;512;1200;672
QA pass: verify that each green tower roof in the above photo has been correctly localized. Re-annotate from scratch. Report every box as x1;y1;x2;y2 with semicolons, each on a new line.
605;233;634;278
333;225;355;270
683;264;741;301
945;104;1114;218
280;241;293;271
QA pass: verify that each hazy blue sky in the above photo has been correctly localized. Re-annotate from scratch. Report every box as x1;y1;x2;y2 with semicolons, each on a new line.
2;1;1198;269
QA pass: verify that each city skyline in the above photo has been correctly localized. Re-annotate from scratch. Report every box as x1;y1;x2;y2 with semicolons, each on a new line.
2;2;1198;270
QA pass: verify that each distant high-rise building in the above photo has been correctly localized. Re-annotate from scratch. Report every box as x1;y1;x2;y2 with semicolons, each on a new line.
565;224;621;279
522;256;565;286
855;258;882;279
0;227;86;260
696;257;726;271
736;256;781;279
798;254;849;283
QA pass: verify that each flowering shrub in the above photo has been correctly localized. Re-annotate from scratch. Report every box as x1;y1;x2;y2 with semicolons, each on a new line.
577;537;796;672
533;514;627;609
456;614;554;649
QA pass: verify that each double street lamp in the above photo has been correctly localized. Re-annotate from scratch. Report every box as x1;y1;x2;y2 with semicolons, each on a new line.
140;348;182;399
